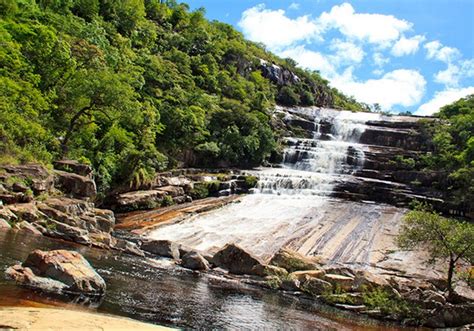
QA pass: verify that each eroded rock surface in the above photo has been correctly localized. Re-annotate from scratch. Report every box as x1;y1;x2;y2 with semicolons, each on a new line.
6;249;106;296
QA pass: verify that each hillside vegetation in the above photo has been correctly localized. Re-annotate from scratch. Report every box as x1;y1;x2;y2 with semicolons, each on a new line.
423;95;474;211
0;0;365;193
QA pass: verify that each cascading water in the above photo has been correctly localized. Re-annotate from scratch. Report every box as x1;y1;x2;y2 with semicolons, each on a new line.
254;107;380;196
148;107;421;269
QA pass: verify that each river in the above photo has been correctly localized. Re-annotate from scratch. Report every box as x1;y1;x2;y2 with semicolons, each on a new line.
0;230;415;330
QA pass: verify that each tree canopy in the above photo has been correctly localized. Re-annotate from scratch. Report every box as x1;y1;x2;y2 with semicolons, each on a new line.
397;203;474;294
0;0;365;194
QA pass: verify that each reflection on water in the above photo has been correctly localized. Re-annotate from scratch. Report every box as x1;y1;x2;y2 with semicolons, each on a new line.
0;230;415;330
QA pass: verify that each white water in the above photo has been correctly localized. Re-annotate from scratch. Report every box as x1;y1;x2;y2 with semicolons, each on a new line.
148;107;412;266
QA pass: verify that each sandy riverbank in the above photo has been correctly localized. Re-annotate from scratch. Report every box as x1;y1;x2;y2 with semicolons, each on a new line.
0;307;174;330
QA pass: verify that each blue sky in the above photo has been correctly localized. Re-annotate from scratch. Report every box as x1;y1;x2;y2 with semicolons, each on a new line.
186;0;474;115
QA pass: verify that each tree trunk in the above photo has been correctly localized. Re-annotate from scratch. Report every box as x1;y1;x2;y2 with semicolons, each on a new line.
447;257;455;296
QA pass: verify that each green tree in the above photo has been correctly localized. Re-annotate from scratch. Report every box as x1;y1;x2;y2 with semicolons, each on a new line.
397;204;474;296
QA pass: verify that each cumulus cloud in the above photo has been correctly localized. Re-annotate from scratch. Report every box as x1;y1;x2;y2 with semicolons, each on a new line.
238;4;320;50
434;60;474;87
416;87;474;116
424;40;461;63
373;52;390;67
289;2;300;10
391;35;425;56
329;39;365;65
279;46;336;77
332;69;426;110
318;3;412;46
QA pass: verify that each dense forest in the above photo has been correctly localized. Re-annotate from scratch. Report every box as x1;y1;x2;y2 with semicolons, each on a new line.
0;0;366;194
422;95;474;210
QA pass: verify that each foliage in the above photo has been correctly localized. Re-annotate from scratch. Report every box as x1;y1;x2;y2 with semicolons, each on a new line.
189;182;209;200
397;203;474;294
0;0;364;193
161;194;174;207
362;288;421;320
244;175;258;189
421;95;474;208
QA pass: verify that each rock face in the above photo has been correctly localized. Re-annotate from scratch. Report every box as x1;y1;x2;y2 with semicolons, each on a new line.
181;251;209;271
211;244;265;275
0;164;54;195
6;249;106;296
0;164;118;249
54;170;97;199
141;239;180;259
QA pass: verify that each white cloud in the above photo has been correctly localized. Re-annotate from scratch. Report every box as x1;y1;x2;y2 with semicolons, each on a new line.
289;2;300;10
434;60;474;87
318;3;412;46
391;35;425;56
373;52;390;67
329;39;365;65
416;87;474;116
424;40;461;63
279;46;336;77
332;69;426;110
434;64;460;86
238;4;320;50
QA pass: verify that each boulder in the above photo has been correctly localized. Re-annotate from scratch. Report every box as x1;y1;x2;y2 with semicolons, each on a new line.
269;248;320;272
301;277;333;296
211;244;265;276
181;251;210;271
7;203;42;223
426;303;474;328
252;264;288;277
114;190;165;211
0;206;17;223
54;170;97;199
113;239;145;257
6;249;106;296
54;160;93;178
141;239;180;259
323;274;355;292
157;185;184;197
280;278;301;292
15;221;42;235
0;218;11;229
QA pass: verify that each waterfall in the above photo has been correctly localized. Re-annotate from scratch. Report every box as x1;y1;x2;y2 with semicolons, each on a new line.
254;107;380;196
147;107;411;266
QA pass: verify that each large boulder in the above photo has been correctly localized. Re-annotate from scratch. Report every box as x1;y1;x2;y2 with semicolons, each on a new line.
54;170;97;199
6;250;106;296
141;239;180;259
211;243;265;276
269;248;320;272
181;251;210;271
54;160;93;178
113;190;166;211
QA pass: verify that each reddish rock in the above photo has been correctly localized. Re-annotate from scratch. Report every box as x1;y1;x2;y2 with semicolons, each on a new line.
6;249;106;296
